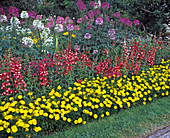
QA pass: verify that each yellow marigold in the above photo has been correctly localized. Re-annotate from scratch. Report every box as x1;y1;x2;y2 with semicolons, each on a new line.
33;127;41;132
11;125;18;133
93;114;98;119
71;34;76;38
63;32;69;36
18;95;22;99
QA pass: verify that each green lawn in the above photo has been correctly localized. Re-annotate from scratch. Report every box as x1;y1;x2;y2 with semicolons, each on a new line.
39;96;170;138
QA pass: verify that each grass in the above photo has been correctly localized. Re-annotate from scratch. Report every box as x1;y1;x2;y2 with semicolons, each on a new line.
37;96;170;138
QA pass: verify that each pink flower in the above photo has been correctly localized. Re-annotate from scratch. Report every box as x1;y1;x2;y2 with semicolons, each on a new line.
28;11;36;19
74;45;80;50
110;34;116;40
65;17;73;24
86;24;92;29
84;33;91;39
77;17;83;23
89;1;97;7
67;24;74;31
56;16;65;24
94;9;101;15
133;20;140;26
95;17;103;25
0;6;5;15
76;0;87;11
36;15;42;20
93;49;98;54
20;20;25;25
46;21;54;28
47;16;54;22
126;21;132;27
8;7;19;17
108;28;115;35
101;2;109;9
88;10;95;18
113;12;120;18
74;25;80;30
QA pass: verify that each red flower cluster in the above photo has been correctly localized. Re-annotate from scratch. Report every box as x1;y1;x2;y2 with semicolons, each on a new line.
0;56;27;96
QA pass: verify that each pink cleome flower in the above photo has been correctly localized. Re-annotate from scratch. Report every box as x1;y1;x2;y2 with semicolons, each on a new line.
101;2;109;9
95;17;103;25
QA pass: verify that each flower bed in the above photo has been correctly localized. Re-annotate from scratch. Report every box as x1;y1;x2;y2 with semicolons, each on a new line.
0;59;169;138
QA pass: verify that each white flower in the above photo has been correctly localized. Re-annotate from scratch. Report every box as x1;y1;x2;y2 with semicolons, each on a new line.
43;37;53;47
6;26;12;32
22;37;33;47
0;15;7;22
41;31;49;40
43;27;50;34
20;11;29;19
54;24;64;32
33;20;44;30
10;17;20;26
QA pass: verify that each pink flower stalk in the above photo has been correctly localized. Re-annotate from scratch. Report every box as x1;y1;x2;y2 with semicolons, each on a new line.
113;12;120;18
133;20;140;26
89;1;97;7
105;14;110;22
56;16;65;24
76;0;87;11
101;2;109;9
94;9;101;15
8;7;19;17
77;17;83;23
65;17;73;24
67;24;74;31
84;33;91;39
36;15;42;20
95;17;103;25
28;11;36;19
88;10;95;18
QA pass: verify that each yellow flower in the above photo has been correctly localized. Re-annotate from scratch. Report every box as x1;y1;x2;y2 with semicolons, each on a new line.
71;34;76;38
63;32;69;36
106;111;110;116
49;114;54;119
8;136;13;138
74;120;78;124
9;97;13;101
82;121;86;124
77;118;83;123
0;126;4;131
101;114;104;118
93;114;98;119
33;39;38;44
57;86;61;90
6;128;11;133
33;127;41;132
11;125;18;133
67;118;71;122
18;95;22;99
